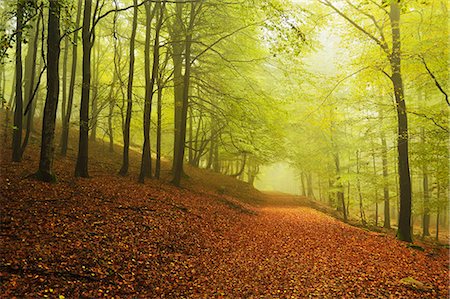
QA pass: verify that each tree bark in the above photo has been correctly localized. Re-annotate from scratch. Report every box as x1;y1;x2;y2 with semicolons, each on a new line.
61;30;69;136
381;131;391;228
372;151;378;226
422;163;430;237
334;153;346;222
390;1;412;242
170;1;184;172
155;66;163;179
90;35;99;142
61;0;82;156
119;0;138;176
172;3;196;186
12;0;24;162
356;150;366;225
107;73;117;153
37;0;60;182
300;172;306;196
306;172;314;199
21;11;40;156
140;1;164;183
75;0;92;177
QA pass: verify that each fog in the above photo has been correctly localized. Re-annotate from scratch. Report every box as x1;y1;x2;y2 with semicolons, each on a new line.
255;162;300;195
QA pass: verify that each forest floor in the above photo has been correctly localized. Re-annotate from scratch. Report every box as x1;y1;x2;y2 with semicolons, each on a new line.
1;122;449;298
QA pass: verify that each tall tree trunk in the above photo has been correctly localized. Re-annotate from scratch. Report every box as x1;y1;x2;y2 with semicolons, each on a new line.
422;164;430;237
306;172;314;199
188;105;194;164
21;12;41;155
155;68;163;179
317;176;322;201
140;1;164;183
300;171;306;196
435;181;440;241
8;68;16;110
381;130;391;228
75;0;92;177
0;55;4;107
172;3;195;186
90;31;100;142
334;153;346;222
12;0;24;162
119;0;138;176
171;1;184;172
37;0;60;181
356;150;366;225
61;31;69;136
372;151;378;226
61;0;82;156
107;73;117;153
390;1;412;242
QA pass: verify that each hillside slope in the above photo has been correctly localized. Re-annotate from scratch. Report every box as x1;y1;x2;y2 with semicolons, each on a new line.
1;121;449;298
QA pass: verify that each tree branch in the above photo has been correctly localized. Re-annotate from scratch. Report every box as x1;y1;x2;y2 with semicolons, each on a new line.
419;56;449;107
319;0;390;55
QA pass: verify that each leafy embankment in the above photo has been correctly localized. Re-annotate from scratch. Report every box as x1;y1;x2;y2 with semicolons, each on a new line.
1;129;449;298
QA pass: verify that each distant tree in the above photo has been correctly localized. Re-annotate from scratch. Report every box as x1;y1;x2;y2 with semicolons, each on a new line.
61;0;83;156
21;3;41;156
319;0;413;242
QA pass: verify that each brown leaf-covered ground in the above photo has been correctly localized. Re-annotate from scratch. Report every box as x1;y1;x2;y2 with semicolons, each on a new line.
0;127;449;298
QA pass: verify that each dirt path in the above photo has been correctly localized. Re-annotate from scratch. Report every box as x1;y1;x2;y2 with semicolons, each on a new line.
203;192;449;298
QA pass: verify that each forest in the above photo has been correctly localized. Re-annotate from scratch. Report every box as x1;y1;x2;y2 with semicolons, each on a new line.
0;0;449;297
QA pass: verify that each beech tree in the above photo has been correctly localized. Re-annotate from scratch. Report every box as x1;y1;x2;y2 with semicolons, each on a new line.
36;0;60;181
74;0;93;177
318;0;412;242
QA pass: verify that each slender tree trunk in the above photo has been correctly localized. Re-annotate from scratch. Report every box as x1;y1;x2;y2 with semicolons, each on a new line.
107;73;117;152
61;31;69;135
435;181;440;241
334;153;346;222
140;1;164;183
12;1;24;162
90;31;100;142
8;68;16;110
318;176;322;201
300;171;306;196
307;172;314;198
155;49;170;179
390;1;412;242
37;0;60;182
75;0;92;177
119;0;138;176
21;12;41;155
372;151;378;226
328;177;334;207
356;150;366;225
422;166;430;237
171;2;184;172
0;56;4;107
381;131;391;228
188;105;193;164
346;180;350;217
155;69;163;179
172;3;195;186
61;0;82;155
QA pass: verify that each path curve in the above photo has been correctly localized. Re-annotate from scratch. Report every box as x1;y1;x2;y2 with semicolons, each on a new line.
204;192;449;298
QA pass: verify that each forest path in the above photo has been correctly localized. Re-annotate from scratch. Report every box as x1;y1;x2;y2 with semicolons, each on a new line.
204;192;448;298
